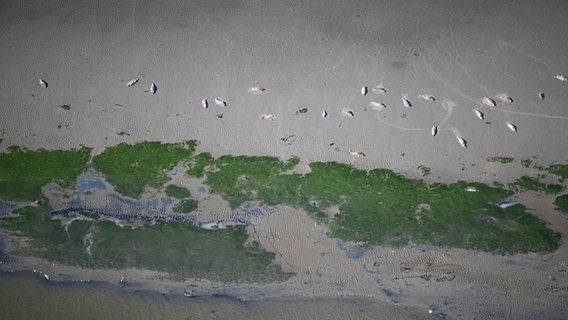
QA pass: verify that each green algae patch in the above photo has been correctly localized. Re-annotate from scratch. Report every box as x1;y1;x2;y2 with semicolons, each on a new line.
166;185;196;213
521;158;533;168
298;162;369;218
203;155;302;209
554;194;568;214
417;165;431;176
330;179;560;253
510;176;564;194
0;203;291;282
202;158;561;254
172;199;198;213
165;185;190;199
0;202;92;265
92;141;196;198
0;146;92;201
91;220;290;282
548;164;568;182
186;152;214;178
0;140;564;272
487;156;514;164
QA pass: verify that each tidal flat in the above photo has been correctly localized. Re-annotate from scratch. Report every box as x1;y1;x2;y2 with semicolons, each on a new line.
0;140;566;283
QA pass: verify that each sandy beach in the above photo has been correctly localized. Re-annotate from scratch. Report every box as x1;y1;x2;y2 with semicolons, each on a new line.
1;0;568;318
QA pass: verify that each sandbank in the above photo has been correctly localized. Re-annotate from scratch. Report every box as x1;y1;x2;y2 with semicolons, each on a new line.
1;0;568;318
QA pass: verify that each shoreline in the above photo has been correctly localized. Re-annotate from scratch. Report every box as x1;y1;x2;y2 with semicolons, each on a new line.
2;199;568;318
0;271;429;320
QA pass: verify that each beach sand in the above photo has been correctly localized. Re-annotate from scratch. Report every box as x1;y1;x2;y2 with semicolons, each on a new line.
1;0;568;318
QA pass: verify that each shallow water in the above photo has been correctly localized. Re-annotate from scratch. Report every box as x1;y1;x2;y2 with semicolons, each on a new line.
0;271;427;320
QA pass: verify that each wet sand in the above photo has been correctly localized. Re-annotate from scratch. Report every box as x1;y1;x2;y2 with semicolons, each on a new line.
0;271;427;320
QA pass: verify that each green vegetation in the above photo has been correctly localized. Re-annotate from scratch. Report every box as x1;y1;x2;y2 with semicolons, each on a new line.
548;164;568;182
172;199;198;213
165;185;190;199
510;176;564;194
298;162;369;217
0;202;92;265
487;156;514;164
216;113;223;119
0;146;91;201
330;179;559;253
117;131;130;136
186;152;214;178
492;181;504;188
0;140;565;285
202;158;561;254
0;203;290;282
90;220;289;282
521;158;532;168
418;165;431;177
520;157;546;171
79;211;100;220
554;194;568;213
59;104;71;111
204;155;301;209
295;107;308;115
92;141;196;198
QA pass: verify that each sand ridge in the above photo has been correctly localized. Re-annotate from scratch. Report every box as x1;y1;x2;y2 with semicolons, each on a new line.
1;0;568;318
